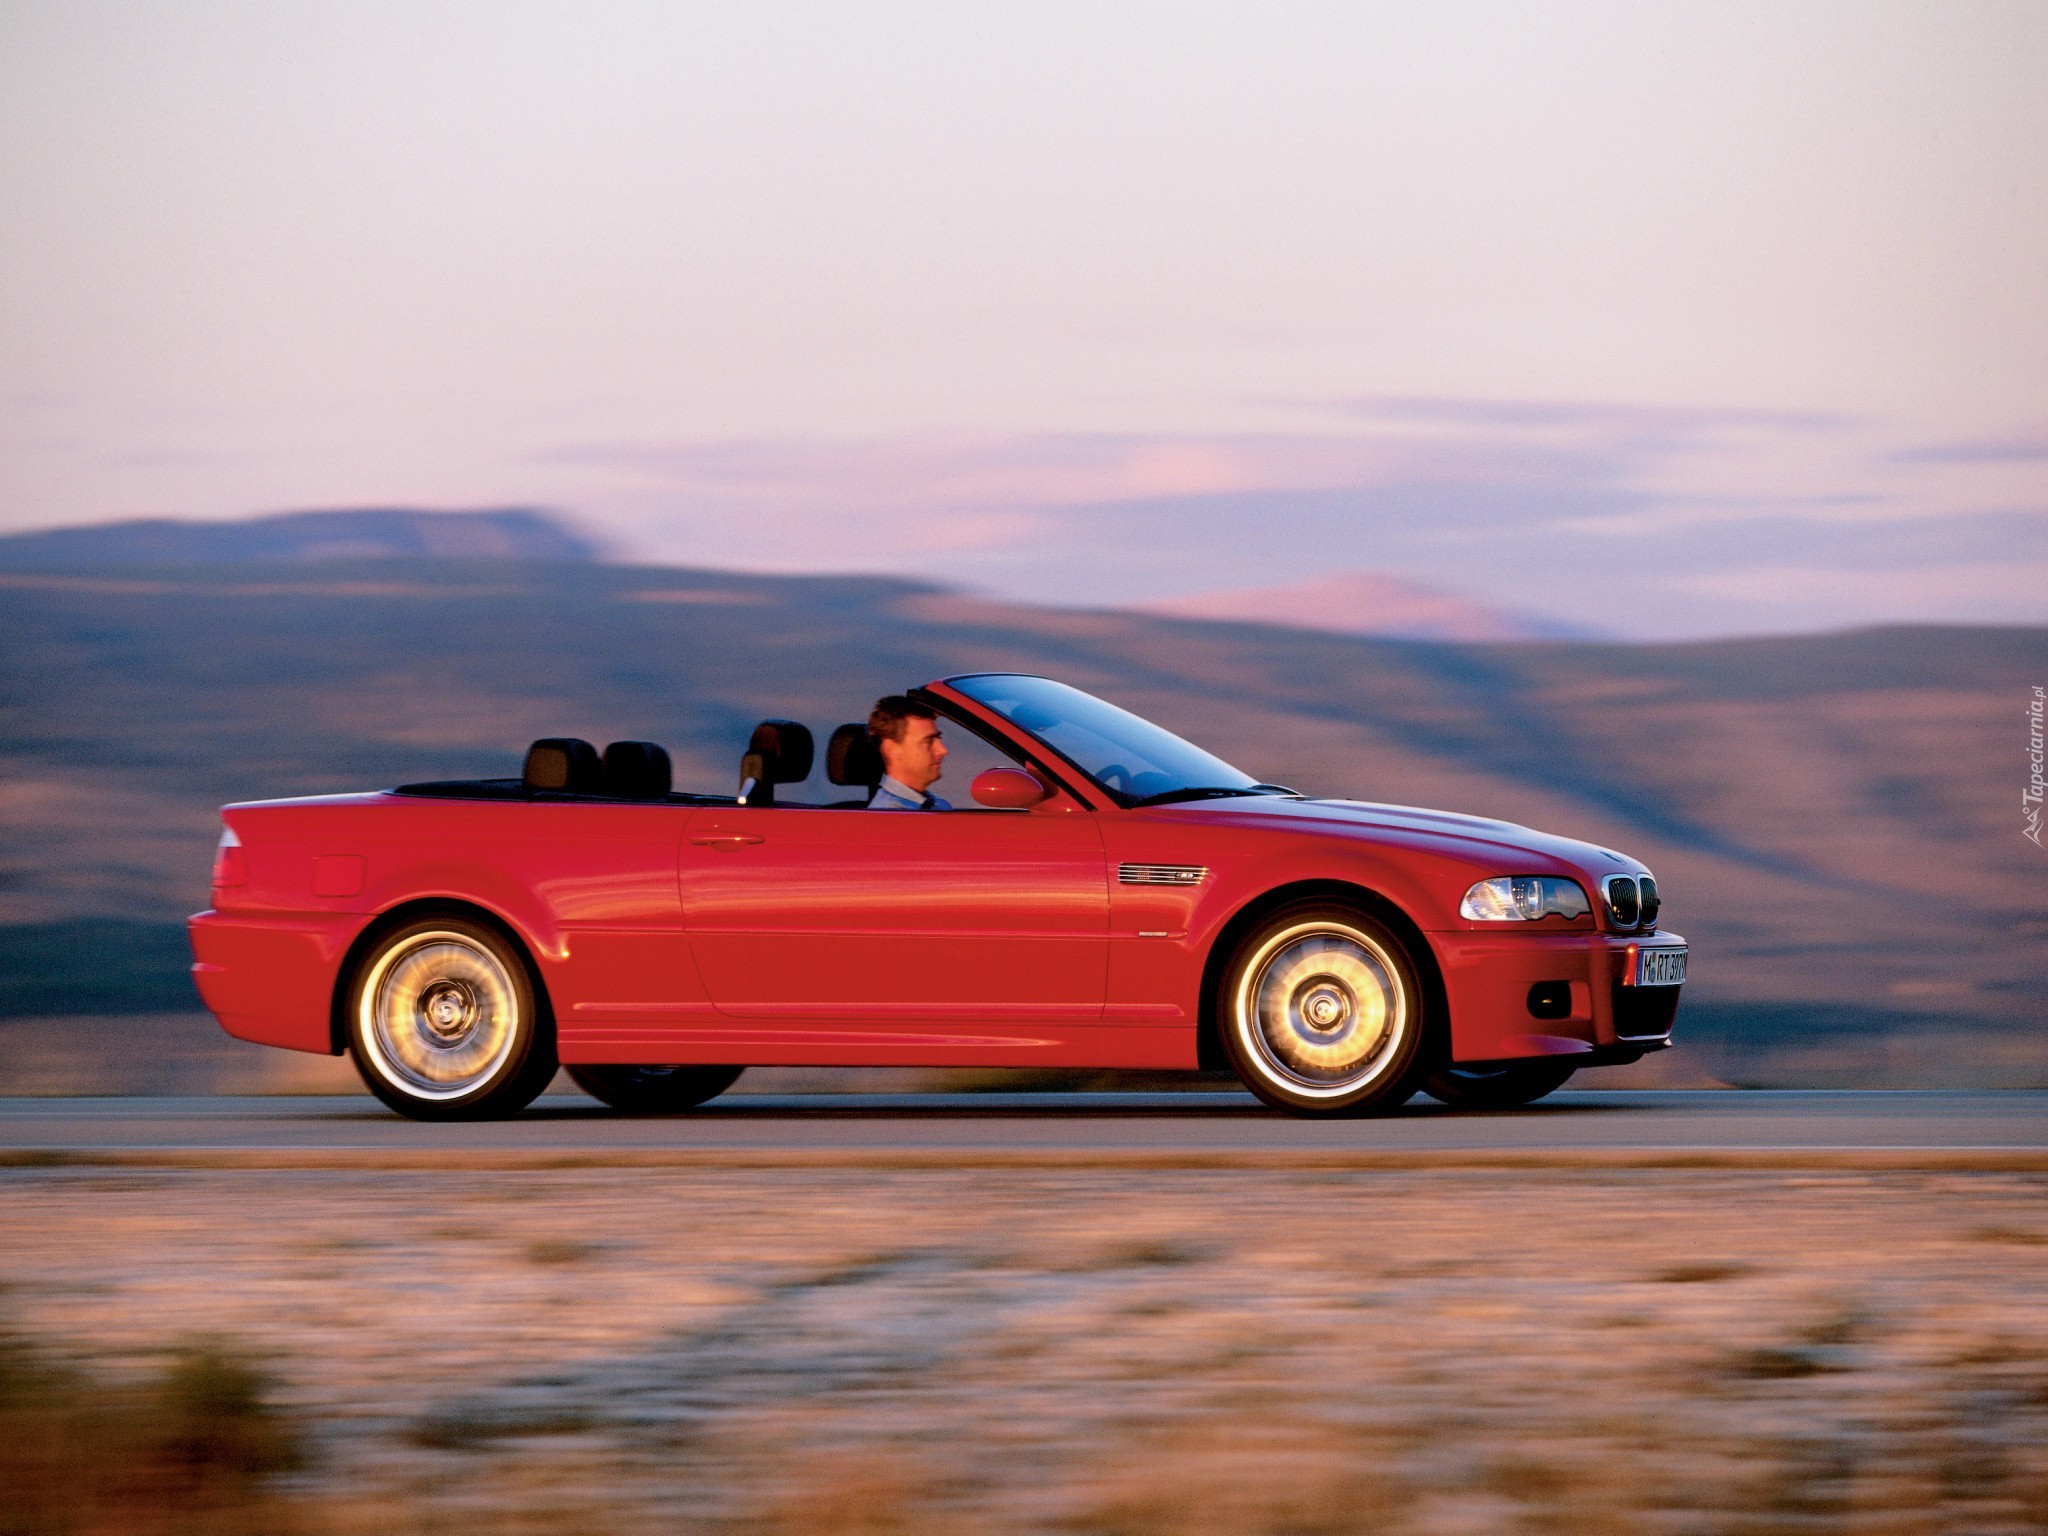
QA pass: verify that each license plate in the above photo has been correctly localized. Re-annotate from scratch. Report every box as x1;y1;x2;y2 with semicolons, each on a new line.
1635;946;1687;987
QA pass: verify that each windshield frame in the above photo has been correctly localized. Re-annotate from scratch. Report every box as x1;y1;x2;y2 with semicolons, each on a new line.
908;687;1099;808
933;673;1262;810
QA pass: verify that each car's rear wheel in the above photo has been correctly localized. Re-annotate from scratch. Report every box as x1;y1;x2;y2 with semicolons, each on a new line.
1218;902;1428;1117
347;916;556;1121
565;1064;745;1113
1424;1060;1577;1109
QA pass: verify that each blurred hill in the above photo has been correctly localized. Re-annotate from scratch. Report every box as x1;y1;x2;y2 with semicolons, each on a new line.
0;538;2039;1086
1138;569;1577;641
0;507;596;567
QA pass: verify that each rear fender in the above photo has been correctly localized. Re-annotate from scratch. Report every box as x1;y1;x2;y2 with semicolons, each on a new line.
357;862;567;961
327;889;560;1055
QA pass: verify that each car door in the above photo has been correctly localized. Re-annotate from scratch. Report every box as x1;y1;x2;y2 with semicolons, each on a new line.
678;802;1109;1026
524;801;707;1047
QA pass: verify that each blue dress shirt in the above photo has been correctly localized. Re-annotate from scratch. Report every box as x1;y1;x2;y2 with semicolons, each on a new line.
868;774;951;810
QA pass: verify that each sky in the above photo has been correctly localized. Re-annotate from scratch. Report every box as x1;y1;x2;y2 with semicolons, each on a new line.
1;0;2043;638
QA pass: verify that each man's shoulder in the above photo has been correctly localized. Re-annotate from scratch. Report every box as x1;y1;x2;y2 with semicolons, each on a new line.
867;777;920;809
868;775;950;810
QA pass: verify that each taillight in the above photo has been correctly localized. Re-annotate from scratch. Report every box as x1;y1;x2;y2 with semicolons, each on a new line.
212;825;247;887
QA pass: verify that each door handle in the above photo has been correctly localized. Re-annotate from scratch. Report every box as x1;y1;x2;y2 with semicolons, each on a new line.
690;832;765;847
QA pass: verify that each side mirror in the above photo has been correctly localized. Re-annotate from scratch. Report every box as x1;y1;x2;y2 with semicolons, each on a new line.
971;766;1050;809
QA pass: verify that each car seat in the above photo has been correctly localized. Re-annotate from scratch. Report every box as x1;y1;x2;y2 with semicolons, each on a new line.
824;723;884;807
739;719;814;806
601;740;672;800
523;737;602;794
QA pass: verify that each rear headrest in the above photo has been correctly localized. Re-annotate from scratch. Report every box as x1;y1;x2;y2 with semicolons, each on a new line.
826;723;883;788
602;740;672;800
746;719;814;784
523;737;602;793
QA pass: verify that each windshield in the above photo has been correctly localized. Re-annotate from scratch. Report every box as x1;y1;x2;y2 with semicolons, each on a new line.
948;675;1260;803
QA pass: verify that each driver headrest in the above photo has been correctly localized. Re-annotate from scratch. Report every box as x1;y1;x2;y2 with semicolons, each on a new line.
523;737;601;793
826;723;883;788
601;740;672;800
746;719;814;784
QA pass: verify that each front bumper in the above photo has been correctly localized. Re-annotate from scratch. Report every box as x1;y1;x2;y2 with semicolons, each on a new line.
1430;928;1685;1065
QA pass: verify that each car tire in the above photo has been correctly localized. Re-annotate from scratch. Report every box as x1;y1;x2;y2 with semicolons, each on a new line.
347;915;557;1121
1217;902;1429;1117
565;1064;745;1113
1423;1060;1577;1110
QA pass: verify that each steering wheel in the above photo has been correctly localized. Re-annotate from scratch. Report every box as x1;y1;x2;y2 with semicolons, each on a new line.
1094;762;1136;792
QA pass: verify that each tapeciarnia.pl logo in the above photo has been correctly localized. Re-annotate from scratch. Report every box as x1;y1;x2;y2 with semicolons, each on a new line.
2027;685;2045;848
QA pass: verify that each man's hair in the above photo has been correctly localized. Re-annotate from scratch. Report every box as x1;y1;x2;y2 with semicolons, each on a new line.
868;695;936;744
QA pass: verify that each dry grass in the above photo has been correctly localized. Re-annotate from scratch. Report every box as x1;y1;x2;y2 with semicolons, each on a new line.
0;1324;307;1535
1967;1224;2048;1246
522;1239;602;1267
1652;1262;1750;1283
5;1165;2048;1533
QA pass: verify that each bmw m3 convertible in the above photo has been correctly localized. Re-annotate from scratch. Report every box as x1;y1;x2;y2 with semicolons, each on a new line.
188;674;1685;1120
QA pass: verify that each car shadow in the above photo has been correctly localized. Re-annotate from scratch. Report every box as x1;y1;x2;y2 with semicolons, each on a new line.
507;1092;1651;1121
288;1090;1661;1124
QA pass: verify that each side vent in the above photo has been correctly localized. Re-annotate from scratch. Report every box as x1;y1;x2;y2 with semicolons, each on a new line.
1118;863;1208;886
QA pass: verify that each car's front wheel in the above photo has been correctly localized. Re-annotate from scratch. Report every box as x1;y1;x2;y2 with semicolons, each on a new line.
1423;1060;1577;1110
1218;902;1428;1117
565;1064;745;1113
347;915;557;1121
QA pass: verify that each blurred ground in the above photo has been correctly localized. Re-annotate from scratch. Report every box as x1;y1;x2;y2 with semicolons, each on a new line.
8;1010;2036;1099
4;1162;2048;1532
0;1012;1729;1098
7;1090;2045;1161
0;1014;364;1095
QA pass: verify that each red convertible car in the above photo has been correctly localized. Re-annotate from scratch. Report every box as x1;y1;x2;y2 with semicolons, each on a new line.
188;674;1684;1120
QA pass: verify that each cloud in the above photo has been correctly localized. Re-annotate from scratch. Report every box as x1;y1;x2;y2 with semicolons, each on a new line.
524;399;2045;638
1667;560;2048;618
534;431;1420;515
535;397;1907;555
1300;393;1853;437
1891;435;2048;465
96;448;239;470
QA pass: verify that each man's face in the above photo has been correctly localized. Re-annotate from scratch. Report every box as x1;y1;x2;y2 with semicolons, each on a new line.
882;716;947;793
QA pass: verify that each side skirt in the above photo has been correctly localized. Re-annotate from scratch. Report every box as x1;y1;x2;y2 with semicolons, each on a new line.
557;1024;1196;1069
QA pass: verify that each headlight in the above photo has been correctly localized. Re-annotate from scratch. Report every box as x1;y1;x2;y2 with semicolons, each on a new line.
1459;876;1591;922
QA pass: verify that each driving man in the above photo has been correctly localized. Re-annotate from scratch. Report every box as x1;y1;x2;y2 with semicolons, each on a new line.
866;695;952;810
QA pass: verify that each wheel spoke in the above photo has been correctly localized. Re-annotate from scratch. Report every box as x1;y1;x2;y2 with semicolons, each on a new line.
1238;922;1409;1097
359;932;521;1100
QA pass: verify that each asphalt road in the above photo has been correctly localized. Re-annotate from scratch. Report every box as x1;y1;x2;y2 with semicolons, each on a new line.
2;1090;2045;1162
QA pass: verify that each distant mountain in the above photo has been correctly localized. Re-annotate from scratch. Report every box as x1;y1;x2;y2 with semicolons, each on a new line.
1138;570;1579;641
0;508;597;567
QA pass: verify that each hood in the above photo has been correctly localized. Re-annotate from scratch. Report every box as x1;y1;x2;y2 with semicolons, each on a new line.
1156;794;1646;877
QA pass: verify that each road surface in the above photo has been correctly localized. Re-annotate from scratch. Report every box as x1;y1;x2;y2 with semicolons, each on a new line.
2;1089;2044;1164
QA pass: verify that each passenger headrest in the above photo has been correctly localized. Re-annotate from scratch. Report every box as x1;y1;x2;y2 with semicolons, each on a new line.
601;740;672;800
746;719;814;784
826;723;883;788
523;737;602;793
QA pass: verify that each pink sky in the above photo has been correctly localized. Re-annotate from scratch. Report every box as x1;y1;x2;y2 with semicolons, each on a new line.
1;2;2042;636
